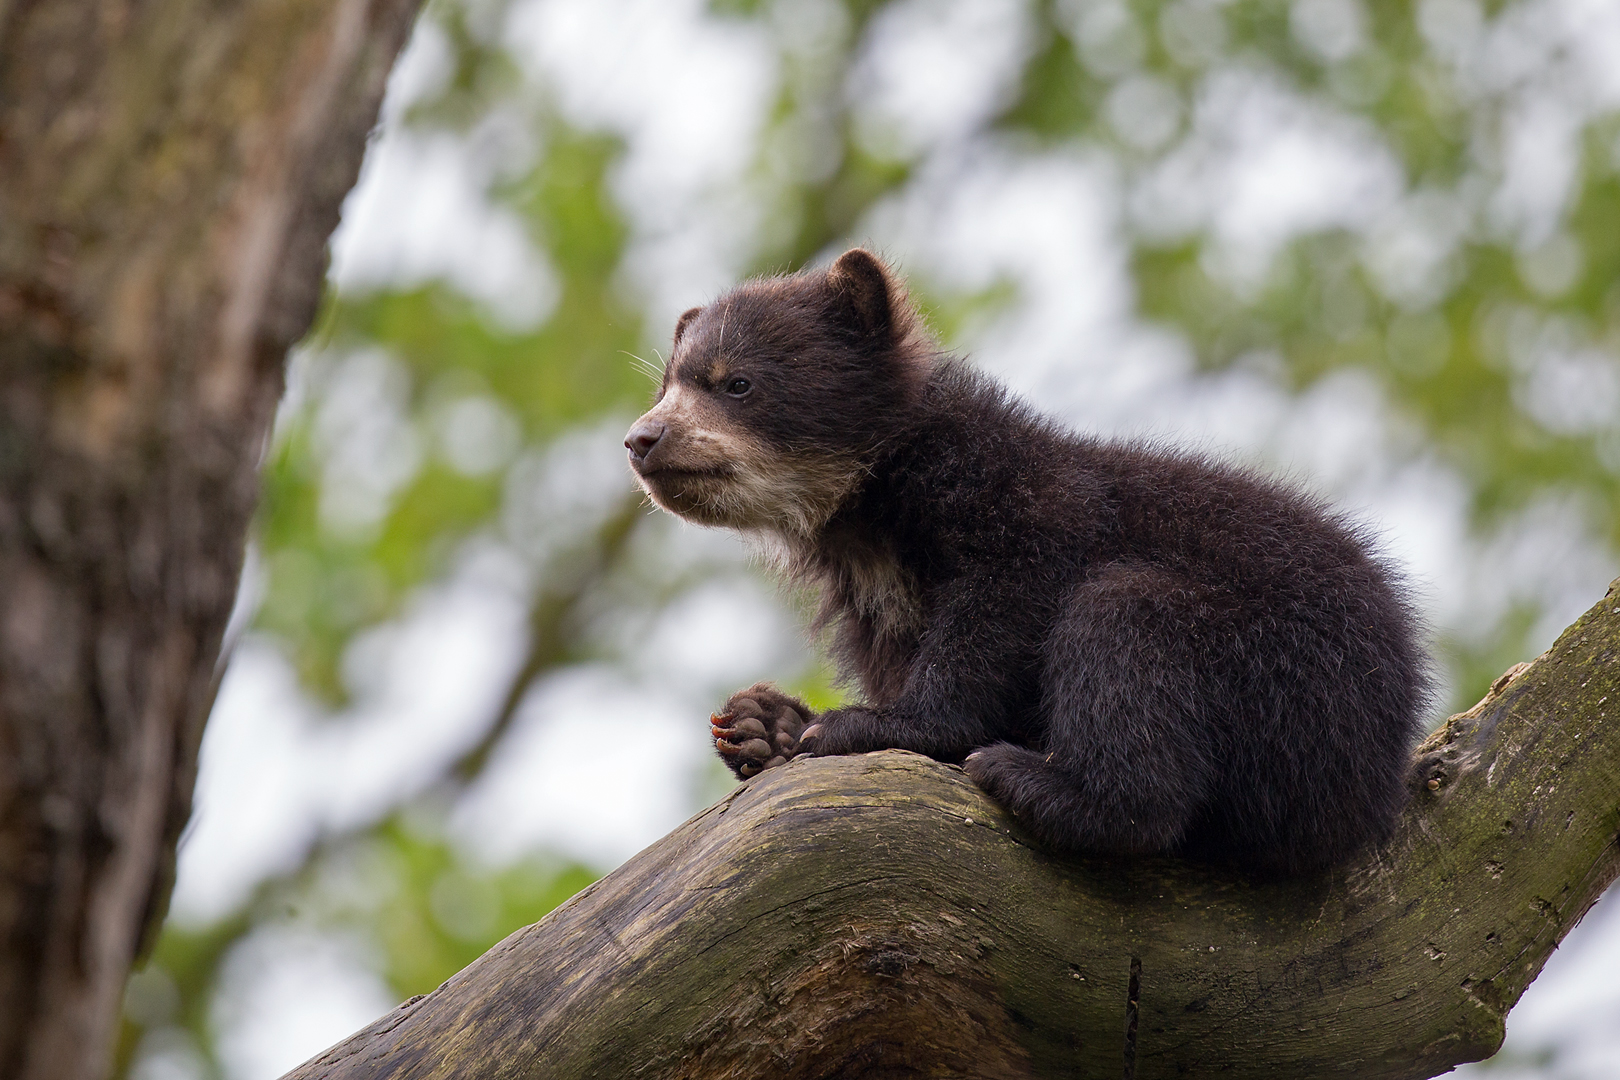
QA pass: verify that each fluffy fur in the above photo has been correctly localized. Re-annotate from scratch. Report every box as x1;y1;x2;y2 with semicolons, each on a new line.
626;249;1430;875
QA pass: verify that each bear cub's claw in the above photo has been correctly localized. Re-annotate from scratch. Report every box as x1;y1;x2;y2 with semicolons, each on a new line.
961;745;1000;789
712;683;814;779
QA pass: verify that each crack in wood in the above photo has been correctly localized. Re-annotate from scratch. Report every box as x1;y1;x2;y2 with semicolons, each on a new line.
1123;955;1141;1080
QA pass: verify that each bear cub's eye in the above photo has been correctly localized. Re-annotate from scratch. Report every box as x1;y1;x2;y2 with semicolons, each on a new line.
723;377;752;398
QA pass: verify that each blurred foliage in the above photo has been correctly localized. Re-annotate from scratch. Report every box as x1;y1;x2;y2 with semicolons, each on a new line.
997;0;1620;700
257;123;645;701
121;0;1620;1074
113;824;594;1078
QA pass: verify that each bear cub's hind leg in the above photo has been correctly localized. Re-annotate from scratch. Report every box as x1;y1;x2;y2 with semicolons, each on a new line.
965;561;1218;856
712;683;813;778
964;743;1200;856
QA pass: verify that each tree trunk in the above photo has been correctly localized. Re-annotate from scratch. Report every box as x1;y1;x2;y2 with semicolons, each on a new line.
0;2;421;1077
285;579;1620;1080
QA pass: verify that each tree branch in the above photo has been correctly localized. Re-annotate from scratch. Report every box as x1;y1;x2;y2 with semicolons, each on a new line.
285;577;1620;1080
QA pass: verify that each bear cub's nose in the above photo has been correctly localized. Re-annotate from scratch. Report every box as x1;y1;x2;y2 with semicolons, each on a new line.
625;419;666;463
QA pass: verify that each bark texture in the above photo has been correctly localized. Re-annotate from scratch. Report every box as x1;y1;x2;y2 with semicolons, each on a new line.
286;578;1620;1080
0;2;421;1077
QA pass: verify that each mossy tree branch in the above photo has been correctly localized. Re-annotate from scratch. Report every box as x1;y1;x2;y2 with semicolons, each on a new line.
286;578;1620;1080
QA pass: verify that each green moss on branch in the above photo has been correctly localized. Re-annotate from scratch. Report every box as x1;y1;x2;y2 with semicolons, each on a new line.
288;578;1620;1080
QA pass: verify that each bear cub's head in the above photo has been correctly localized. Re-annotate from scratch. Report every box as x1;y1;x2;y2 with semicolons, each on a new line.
625;249;932;538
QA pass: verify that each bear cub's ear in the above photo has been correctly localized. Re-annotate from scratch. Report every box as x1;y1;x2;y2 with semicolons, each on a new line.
673;306;703;349
826;249;896;341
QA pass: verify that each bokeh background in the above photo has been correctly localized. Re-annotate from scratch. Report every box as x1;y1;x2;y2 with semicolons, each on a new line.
114;0;1620;1076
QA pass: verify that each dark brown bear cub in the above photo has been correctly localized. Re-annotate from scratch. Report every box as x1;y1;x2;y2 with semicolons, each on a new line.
625;249;1429;875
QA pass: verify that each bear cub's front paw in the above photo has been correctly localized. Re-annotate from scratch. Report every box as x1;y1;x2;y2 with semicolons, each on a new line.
711;683;814;779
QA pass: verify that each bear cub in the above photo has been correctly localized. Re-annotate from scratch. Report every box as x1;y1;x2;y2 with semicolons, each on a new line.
625;249;1429;875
